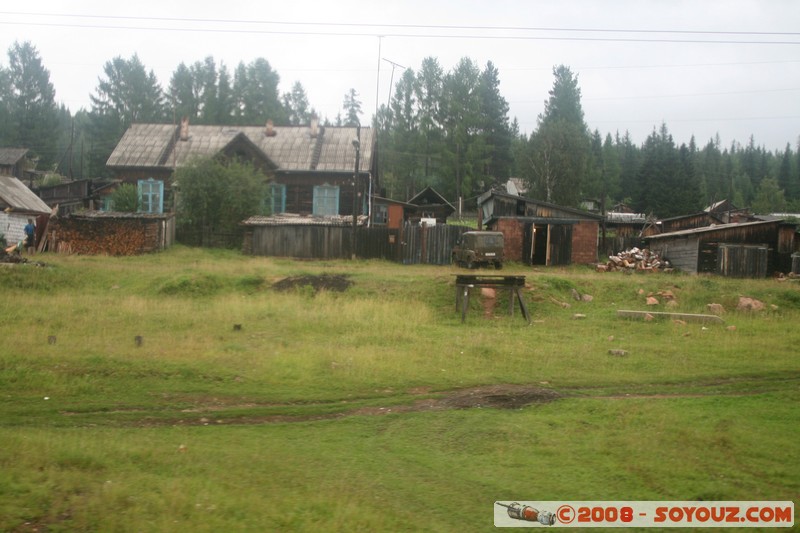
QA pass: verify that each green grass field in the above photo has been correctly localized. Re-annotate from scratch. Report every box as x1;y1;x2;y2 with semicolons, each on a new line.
1;247;798;531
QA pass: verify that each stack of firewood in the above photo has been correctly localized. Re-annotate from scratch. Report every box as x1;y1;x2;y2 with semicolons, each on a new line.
596;247;671;273
48;219;148;256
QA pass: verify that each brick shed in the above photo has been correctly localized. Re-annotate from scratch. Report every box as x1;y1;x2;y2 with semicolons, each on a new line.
478;190;600;266
47;211;175;255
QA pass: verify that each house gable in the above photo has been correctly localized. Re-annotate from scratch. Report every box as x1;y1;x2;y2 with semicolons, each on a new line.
407;186;455;223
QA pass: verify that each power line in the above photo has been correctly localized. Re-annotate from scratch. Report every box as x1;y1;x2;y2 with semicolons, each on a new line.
507;87;800;104
0;15;799;45
502;59;800;71
2;10;799;37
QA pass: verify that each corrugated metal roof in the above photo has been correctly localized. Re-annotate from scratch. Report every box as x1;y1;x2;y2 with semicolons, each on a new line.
645;219;787;240
68;211;173;220
107;123;373;174
0;175;51;214
242;213;368;227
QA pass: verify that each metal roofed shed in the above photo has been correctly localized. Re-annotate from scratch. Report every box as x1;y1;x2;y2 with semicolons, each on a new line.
644;219;798;277
478;190;601;266
0;175;52;245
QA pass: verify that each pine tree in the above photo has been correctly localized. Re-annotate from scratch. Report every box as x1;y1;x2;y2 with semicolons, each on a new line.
88;54;167;177
342;88;362;127
525;65;589;206
476;61;513;183
3;41;60;168
232;58;285;125
283;81;312;125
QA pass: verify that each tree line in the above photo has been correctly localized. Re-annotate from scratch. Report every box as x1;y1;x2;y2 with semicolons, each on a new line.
1;40;799;216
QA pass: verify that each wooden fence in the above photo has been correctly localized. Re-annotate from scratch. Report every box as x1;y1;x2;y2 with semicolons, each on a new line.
245;223;469;265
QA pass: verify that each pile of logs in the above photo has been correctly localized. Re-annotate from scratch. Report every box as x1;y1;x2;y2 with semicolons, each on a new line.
47;217;149;256
596;247;671;273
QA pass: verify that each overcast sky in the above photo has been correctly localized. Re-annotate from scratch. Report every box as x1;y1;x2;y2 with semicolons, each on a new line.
1;0;798;152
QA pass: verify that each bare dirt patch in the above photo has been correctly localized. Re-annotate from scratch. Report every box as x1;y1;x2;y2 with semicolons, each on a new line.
272;273;353;293
431;384;560;409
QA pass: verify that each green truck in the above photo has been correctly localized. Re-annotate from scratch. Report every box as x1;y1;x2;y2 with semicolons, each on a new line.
452;231;505;269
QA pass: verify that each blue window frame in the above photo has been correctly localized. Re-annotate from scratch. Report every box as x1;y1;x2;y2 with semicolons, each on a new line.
313;185;339;216
373;204;388;225
138;178;164;214
267;183;286;214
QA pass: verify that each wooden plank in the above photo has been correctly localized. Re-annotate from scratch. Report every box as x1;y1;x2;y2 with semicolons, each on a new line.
617;310;724;324
516;288;532;324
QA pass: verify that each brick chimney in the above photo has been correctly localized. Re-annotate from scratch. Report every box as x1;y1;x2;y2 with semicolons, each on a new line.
265;119;276;137
309;114;319;138
179;116;189;141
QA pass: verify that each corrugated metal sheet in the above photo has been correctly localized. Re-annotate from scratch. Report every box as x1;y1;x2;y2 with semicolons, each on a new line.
0;175;51;214
107;123;373;174
242;213;368;227
647;220;779;239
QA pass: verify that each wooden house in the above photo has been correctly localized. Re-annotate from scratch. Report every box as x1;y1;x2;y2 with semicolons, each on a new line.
37;179;120;215
477;190;601;265
406;186;455;225
659;211;723;234
645;219;798;277
106;118;375;218
0;148;30;180
0;175;51;245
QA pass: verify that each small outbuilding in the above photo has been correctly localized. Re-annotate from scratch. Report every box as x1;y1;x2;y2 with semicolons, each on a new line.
407;186;455;225
478;190;601;266
0;148;30;180
0;175;51;245
645;219;798;277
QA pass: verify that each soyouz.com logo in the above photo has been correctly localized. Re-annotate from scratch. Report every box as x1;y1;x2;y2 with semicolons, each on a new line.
494;501;794;527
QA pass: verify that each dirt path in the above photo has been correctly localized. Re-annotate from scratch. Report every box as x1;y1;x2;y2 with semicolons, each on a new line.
105;374;798;427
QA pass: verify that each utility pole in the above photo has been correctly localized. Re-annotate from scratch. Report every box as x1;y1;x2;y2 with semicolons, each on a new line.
351;125;361;260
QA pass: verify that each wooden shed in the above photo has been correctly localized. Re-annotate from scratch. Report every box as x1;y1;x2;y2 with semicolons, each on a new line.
645;219;798;277
407;186;455;224
0;148;30;180
0;175;52;246
478;190;601;265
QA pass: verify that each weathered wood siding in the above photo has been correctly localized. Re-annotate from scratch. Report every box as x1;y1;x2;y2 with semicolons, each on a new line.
249;225;352;259
246;224;468;264
647;220;798;276
649;236;700;273
717;244;769;278
275;173;368;216
661;213;718;233
400;224;466;264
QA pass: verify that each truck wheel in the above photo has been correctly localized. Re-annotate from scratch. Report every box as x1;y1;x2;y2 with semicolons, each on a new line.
494;262;503;270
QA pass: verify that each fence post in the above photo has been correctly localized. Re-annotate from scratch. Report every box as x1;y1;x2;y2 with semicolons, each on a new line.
420;223;428;264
